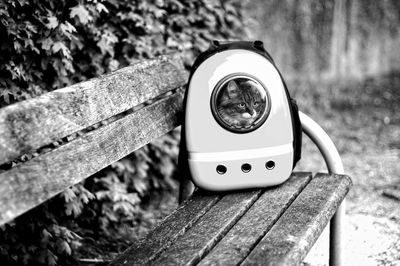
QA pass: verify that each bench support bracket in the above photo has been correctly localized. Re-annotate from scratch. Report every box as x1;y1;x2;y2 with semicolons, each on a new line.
300;111;345;266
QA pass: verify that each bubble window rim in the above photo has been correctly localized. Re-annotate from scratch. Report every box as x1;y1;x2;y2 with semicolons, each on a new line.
210;73;272;134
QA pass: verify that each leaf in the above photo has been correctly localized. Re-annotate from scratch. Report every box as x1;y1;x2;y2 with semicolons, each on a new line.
60;22;77;39
62;188;76;202
113;201;135;214
46;16;58;29
70;5;92;25
79;188;95;204
62;58;75;73
95;190;109;200
56;240;71;255
96;3;109;14
125;193;140;205
13;41;22;53
108;59;119;71
41;38;53;51
0;91;11;104
47;250;58;266
39;249;57;266
60;22;76;33
51;41;71;59
97;31;118;56
65;202;82;217
149;6;166;19
41;228;52;243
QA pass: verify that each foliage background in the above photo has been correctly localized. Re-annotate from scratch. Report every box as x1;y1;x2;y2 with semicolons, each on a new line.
0;0;246;265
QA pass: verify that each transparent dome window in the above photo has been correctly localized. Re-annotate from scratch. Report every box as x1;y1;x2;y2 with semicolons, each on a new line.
211;74;271;133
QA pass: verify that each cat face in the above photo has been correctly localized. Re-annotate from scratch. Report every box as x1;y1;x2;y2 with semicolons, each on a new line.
216;78;266;129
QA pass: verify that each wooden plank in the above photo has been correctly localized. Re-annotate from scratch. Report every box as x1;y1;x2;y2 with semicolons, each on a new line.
110;191;221;266
0;90;184;225
148;189;264;266
198;172;312;266
0;53;186;165
241;173;352;266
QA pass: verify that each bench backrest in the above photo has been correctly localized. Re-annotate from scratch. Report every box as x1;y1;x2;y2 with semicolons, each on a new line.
0;54;187;225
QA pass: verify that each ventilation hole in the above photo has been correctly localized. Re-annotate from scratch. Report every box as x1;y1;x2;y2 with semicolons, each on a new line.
266;161;275;170
216;165;227;175
241;163;251;173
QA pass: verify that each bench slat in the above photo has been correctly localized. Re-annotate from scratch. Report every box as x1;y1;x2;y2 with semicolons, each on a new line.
241;173;352;266
110;192;221;266
148;190;264;266
0;90;184;225
198;172;312;266
0;53;186;165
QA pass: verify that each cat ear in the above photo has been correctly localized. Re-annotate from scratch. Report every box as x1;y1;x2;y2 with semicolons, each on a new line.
227;80;239;98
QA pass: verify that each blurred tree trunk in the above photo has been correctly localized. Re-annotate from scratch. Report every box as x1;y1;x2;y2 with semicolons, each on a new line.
244;0;400;81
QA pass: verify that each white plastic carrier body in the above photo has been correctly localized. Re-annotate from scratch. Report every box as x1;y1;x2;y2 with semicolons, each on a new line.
185;49;294;191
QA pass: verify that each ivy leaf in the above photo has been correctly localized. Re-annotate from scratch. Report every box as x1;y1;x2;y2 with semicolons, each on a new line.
113;201;135;214
95;190;109;200
41;38;53;51
70;5;92;25
41;228;52;243
97;31;118;56
13;41;22;53
125;193;140;205
79;188;95;204
62;58;75;73
52;41;71;59
47;250;58;266
46;16;58;29
96;3;109;14
65;202;82;217
60;22;76;33
39;249;57;266
149;6;166;19
0;91;11;104
60;22;76;39
108;59;119;71
62;188;76;203
168;0;184;12
56;240;71;255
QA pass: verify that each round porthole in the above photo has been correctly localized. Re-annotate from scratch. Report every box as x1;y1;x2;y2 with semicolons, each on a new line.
211;73;271;133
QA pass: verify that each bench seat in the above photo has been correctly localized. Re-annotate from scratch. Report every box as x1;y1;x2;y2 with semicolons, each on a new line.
111;172;352;265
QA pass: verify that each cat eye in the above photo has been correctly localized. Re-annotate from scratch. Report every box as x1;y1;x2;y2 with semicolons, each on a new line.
238;103;245;108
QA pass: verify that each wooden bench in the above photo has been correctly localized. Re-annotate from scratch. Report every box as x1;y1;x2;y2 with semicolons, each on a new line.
0;53;352;265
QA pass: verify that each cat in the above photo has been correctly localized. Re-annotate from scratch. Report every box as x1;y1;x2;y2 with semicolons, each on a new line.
216;78;266;129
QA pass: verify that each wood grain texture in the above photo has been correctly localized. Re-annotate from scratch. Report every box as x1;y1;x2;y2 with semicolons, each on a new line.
148;190;263;266
0;53;186;165
198;172;312;266
241;173;352;266
110;191;221;266
0;90;184;225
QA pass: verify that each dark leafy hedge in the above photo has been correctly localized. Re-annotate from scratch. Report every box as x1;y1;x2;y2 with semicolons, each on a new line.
0;0;246;265
0;0;244;106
